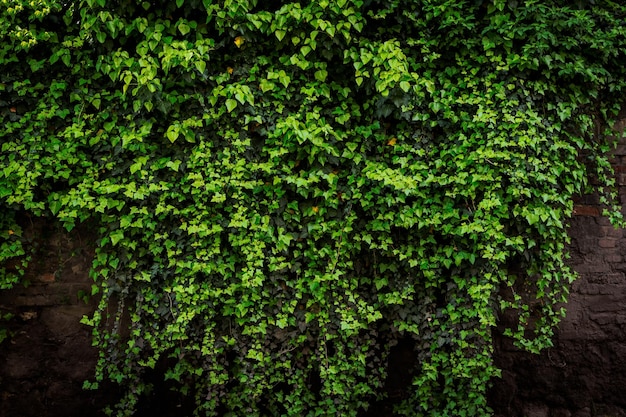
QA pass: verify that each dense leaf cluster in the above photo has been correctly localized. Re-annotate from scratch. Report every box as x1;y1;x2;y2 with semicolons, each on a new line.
2;0;626;415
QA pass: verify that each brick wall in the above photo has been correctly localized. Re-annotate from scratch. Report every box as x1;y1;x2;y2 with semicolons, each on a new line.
491;135;626;417
0;221;113;417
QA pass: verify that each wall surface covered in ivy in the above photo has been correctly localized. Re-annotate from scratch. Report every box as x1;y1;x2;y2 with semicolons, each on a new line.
3;1;626;416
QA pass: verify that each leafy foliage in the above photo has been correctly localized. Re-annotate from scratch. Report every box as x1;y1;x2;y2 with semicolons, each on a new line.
2;0;626;415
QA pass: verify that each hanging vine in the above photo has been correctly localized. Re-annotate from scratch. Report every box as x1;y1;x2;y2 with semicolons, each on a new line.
1;0;626;415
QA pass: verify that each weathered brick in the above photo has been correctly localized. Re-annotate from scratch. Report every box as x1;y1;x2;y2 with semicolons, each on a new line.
598;238;618;248
611;263;626;273
587;273;625;285
605;254;623;263
595;216;613;227
573;205;600;217
558;318;607;342
578;283;621;295
36;273;56;283
571;220;604;238
577;283;600;295
587;295;624;312
522;404;549;417
573;239;600;255
575;263;612;274
601;225;624;238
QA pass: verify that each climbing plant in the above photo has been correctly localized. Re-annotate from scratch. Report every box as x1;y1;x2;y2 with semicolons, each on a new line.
2;0;626;415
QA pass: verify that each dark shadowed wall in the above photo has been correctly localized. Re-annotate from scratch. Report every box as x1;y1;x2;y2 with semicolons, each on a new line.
0;221;114;417
490;138;626;417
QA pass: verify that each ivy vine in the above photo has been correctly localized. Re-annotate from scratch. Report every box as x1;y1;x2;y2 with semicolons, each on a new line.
2;0;626;415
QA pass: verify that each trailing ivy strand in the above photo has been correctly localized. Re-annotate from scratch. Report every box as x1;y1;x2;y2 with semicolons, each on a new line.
2;0;626;415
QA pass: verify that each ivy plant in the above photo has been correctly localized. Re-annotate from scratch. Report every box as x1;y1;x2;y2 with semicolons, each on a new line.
2;0;626;415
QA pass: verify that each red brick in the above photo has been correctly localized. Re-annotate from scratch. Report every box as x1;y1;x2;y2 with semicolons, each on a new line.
573;205;600;217
38;273;56;283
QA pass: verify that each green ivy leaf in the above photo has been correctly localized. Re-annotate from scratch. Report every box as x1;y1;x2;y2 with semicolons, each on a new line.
225;98;237;112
